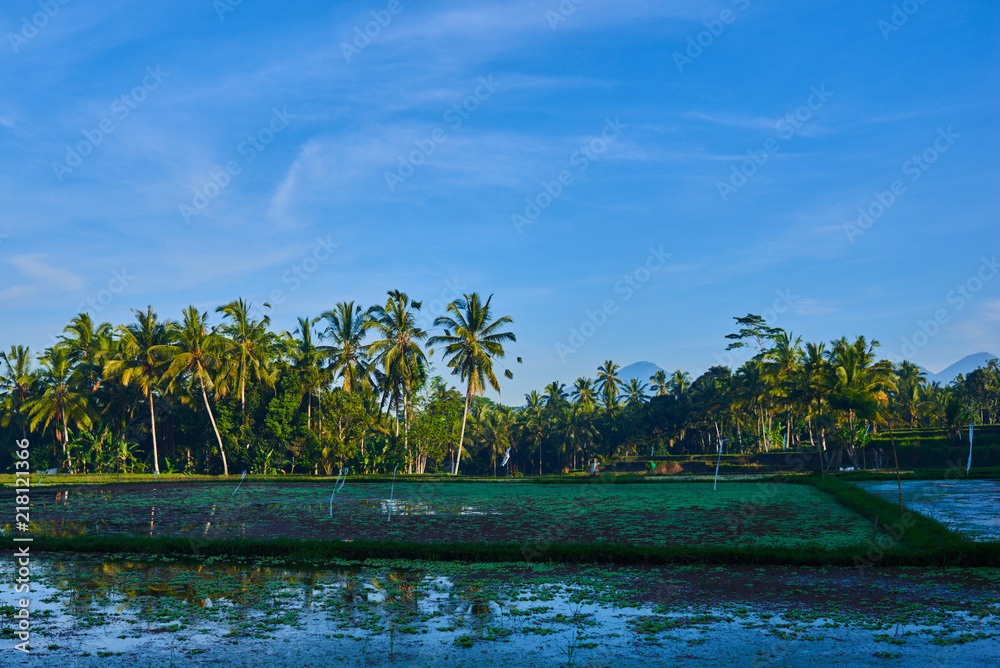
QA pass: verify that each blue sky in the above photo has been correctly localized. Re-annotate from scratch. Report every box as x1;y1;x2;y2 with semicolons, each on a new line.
1;0;998;402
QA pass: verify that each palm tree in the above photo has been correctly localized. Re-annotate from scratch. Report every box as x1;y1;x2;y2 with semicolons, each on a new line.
765;330;803;450
596;360;623;415
733;361;771;451
216;298;276;414
283;317;326;433
826;336;898;469
801;341;833;468
428;293;516;475
522;390;547;475
543;381;569;409
27;347;93;469
58;314;113;392
0;346;36;440
160;306;231;476
564;403;599;470
669;370;692;399
480;407;512;476
571;377;597;407
625;378;648;405
104;306;169;474
650;370;669;397
895;360;928;427
321;301;370;393
367;291;428;473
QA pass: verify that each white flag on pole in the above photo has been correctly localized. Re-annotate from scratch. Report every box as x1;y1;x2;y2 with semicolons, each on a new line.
967;424;974;474
500;448;510;467
714;439;725;491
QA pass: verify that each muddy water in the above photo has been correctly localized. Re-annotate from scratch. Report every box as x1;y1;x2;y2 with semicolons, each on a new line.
854;479;1000;541
2;556;997;667
0;480;878;549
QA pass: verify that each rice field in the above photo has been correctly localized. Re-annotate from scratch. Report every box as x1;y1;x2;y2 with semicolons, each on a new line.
853;479;1000;542
2;478;880;551
2;554;997;667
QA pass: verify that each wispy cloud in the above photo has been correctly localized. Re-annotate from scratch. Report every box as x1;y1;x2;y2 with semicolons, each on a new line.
0;254;85;301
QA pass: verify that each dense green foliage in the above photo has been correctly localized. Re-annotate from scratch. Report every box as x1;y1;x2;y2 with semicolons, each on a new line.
1;306;997;476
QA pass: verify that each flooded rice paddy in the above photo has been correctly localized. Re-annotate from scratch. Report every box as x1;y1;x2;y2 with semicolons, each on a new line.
2;554;998;667
853;479;1000;541
1;479;881;549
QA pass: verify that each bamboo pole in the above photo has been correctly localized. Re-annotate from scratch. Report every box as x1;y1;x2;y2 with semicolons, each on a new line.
889;424;902;513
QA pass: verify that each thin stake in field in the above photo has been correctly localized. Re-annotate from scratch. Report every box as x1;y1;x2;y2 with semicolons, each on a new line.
861;423;870;471
388;465;397;523
714;439;725;491
888;425;902;513
329;467;349;517
967;423;974;474
230;470;248;499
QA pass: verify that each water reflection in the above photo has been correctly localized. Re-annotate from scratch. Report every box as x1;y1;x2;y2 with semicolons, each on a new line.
3;557;997;666
360;499;501;516
854;479;1000;541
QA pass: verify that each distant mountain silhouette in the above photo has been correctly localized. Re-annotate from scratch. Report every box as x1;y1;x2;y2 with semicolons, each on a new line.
618;361;665;385
927;352;999;385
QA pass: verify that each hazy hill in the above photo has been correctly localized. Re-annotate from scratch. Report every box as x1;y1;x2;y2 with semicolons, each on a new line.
618;361;666;385
927;352;999;385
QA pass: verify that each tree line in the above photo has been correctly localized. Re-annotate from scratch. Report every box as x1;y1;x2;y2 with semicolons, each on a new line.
1;305;997;476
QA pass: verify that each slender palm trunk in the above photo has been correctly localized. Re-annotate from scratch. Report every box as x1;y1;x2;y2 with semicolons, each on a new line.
149;391;160;474
403;388;412;475
199;370;228;476
240;356;246;415
454;384;473;475
62;409;73;470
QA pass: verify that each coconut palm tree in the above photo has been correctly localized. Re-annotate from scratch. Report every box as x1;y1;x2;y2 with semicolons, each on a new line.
367;291;428;473
58;314;113;392
650;370;669;396
596;360;623;415
283;317;326;433
104;306;169;474
159;306;231;476
543;381;569;409
571;377;597;407
765;330;803;450
564;402;599;470
428;293;516;475
826;336;898;469
216;298;276;414
733;361;772;451
801;341;834;467
625;378;648;405
27;347;92;470
521;390;546;475
669;370;692;399
0;346;37;440
321;301;370;393
895;360;928;427
480;407;512;476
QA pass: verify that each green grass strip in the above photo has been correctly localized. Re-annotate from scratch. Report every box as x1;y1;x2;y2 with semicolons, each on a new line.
797;474;998;567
